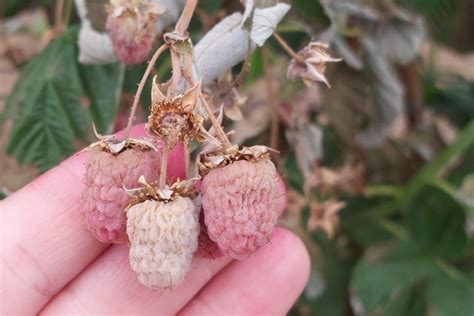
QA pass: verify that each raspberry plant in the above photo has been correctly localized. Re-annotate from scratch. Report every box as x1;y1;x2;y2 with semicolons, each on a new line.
2;0;474;313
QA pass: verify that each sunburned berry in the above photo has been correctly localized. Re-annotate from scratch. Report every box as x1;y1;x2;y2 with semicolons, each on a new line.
82;138;161;243
200;153;279;259
127;196;199;288
105;0;164;64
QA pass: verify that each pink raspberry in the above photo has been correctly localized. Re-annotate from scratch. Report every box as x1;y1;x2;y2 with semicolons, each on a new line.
195;211;223;259
201;159;279;259
105;0;162;65
83;147;161;243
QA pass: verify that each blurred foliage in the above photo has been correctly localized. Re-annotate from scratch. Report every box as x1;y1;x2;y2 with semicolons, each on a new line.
1;28;123;171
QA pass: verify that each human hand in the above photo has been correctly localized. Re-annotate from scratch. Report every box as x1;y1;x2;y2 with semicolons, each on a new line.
0;126;310;315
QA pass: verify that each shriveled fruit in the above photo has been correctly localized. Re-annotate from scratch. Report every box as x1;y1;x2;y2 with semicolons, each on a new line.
106;0;164;64
83;146;160;243
127;197;199;288
201;158;279;259
195;211;223;259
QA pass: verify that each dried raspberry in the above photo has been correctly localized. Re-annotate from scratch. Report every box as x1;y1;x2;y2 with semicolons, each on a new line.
105;0;164;64
195;211;223;259
126;197;199;288
83;147;161;243
201;159;279;259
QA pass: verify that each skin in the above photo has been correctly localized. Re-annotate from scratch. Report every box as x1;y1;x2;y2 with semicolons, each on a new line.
0;125;310;316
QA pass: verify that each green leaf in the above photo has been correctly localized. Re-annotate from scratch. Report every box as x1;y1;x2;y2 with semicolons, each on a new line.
351;251;432;313
306;239;354;316
283;152;305;193
5;29;88;171
3;27;123;171
244;49;264;82
290;0;330;27
426;270;474;316
384;283;427;316
79;63;125;133
405;184;468;259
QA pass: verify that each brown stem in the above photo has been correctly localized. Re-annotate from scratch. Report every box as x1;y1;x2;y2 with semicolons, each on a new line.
54;0;64;32
200;96;232;148
175;0;198;35
228;51;251;91
272;32;304;63
168;50;182;98
159;143;170;188
124;43;169;139
262;48;280;151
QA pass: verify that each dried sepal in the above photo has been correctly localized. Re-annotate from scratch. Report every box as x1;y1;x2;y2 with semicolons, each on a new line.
125;176;198;207
86;125;157;155
147;77;204;147
287;41;341;87
205;76;247;121
197;145;275;176
307;199;345;238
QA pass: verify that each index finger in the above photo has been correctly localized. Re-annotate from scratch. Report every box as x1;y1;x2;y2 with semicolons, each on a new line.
0;125;186;315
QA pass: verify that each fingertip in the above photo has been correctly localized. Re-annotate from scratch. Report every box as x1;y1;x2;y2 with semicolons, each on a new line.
272;227;311;284
178;227;310;316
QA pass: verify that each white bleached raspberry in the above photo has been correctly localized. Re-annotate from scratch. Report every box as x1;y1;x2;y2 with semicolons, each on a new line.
127;197;199;288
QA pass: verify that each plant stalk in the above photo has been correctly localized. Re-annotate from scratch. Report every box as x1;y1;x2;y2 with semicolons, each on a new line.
159;143;170;188
175;0;198;35
273;32;304;63
54;0;64;32
200;96;232;148
124;43;169;139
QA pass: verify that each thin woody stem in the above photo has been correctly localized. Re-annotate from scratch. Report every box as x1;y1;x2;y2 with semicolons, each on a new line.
261;48;280;151
54;0;64;32
168;50;182;97
124;43;169;139
273;32;305;63
175;0;198;35
200;96;232;148
159;143;170;188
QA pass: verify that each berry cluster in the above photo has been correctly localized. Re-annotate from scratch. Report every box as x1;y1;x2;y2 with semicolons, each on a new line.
81;31;281;288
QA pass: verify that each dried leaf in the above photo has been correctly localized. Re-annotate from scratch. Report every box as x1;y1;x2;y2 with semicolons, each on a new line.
285;189;306;218
78;23;117;64
287;41;341;87
356;38;403;148
434;116;458;145
205;76;246;121
307;199;345;238
194;13;252;83
323;0;424;65
420;41;474;81
194;4;289;83
249;3;291;47
230;80;272;144
305;163;365;195
286;123;324;179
